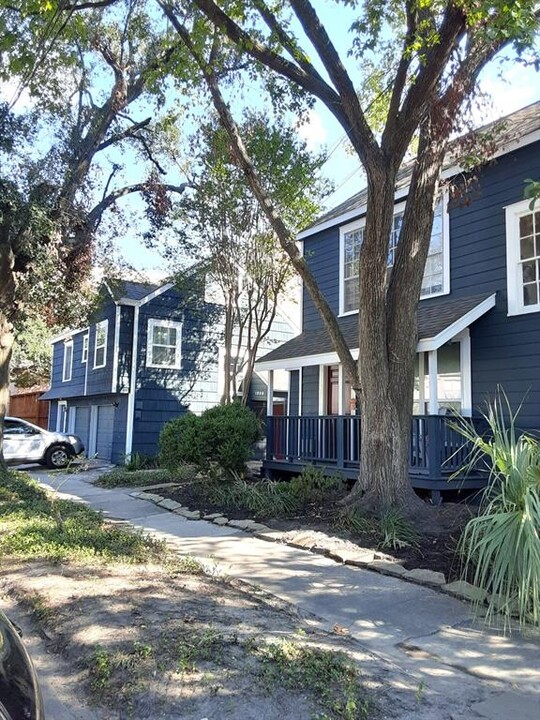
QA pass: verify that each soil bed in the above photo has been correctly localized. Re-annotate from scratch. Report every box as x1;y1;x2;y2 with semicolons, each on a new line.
1;559;388;720
159;477;472;582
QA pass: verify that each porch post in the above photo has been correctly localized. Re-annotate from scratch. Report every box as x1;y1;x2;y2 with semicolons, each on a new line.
266;369;274;416
418;352;425;414
338;364;345;415
428;349;438;415
266;369;274;462
459;330;472;417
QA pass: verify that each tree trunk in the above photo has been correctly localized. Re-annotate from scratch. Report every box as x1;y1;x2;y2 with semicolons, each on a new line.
343;165;425;514
221;297;234;404
0;311;14;471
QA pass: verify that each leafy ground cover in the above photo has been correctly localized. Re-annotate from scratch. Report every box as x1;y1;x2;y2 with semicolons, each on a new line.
0;469;385;719
100;465;472;582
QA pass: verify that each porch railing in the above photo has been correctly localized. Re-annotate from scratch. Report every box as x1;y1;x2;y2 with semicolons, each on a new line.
266;414;482;480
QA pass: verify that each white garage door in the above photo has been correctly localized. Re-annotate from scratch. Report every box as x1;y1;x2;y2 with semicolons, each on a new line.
87;405;115;461
96;406;114;461
74;407;91;454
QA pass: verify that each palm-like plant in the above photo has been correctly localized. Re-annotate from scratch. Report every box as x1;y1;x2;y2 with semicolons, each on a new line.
452;391;540;629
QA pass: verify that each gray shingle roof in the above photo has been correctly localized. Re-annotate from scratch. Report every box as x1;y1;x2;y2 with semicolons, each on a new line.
258;293;493;364
305;100;540;233
105;278;163;302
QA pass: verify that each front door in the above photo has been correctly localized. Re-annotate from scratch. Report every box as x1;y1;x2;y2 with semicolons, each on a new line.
326;365;339;415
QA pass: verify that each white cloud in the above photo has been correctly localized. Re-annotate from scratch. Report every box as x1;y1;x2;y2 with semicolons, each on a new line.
296;109;327;150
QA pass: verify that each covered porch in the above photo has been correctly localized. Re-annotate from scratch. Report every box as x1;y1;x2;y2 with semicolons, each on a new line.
256;293;496;502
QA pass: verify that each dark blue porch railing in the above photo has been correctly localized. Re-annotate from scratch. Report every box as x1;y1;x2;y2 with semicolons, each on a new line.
266;414;482;482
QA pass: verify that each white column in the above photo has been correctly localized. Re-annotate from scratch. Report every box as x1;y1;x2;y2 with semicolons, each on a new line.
338;364;345;415
318;365;326;415
428;349;439;415
266;369;274;416
418;352;425;414
459;330;472;416
298;367;303;415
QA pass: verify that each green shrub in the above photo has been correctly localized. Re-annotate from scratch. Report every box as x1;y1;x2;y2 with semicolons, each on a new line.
159;404;261;478
378;508;420;550
452;391;540;628
289;465;345;503
96;468;173;488
159;414;201;472
124;452;159;471
207;479;300;518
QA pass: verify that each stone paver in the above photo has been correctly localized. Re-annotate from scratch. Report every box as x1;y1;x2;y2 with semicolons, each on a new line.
469;692;540;720
405;568;446;586
157;498;183;510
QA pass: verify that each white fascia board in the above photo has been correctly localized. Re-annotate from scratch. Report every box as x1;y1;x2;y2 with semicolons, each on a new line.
255;349;359;372
138;283;174;306
49;327;86;345
416;293;496;352
300;128;540;241
298;189;409;240
442;127;540;181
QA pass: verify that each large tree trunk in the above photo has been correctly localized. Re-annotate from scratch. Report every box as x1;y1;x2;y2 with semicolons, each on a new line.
0;311;14;471
345;164;425;514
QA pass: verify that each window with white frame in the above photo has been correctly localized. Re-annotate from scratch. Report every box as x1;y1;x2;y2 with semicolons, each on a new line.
62;340;73;382
340;198;447;314
94;320;108;368
506;199;540;315
82;334;89;363
147;319;182;368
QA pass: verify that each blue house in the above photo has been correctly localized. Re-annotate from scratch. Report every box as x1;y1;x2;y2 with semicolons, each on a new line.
256;101;540;500
42;279;294;463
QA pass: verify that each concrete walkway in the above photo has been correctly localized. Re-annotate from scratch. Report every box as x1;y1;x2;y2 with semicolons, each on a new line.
33;468;540;720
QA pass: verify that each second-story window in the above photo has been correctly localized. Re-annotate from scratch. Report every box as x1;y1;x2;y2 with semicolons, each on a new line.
506;199;540;315
82;334;89;363
94;320;108;368
62;340;73;382
340;199;447;314
147;319;182;369
342;225;363;314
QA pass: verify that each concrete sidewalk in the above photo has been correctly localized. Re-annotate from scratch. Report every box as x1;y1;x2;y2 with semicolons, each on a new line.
34;468;540;720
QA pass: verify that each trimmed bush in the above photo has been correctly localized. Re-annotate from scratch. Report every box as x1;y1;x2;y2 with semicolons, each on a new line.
159;403;262;478
159;414;201;473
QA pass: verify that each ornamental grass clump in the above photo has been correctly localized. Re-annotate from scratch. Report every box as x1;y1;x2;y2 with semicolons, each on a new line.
452;391;540;629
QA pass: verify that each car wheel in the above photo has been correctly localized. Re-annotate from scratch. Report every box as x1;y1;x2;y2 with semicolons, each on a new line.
45;445;71;469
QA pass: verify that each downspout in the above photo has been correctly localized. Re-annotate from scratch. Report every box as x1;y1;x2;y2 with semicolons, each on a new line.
124;304;140;459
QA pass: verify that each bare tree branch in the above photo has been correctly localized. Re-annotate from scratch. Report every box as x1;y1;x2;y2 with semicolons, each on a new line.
87;181;189;231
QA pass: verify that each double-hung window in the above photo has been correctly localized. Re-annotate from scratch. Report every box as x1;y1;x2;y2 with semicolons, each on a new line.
506;199;540;315
147;319;182;369
340;198;448;314
94;320;108;368
82;334;89;363
62;340;73;382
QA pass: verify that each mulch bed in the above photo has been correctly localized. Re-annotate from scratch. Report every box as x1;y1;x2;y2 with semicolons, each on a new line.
158;478;472;583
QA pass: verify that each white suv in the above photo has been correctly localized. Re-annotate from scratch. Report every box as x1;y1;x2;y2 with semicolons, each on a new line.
2;417;84;469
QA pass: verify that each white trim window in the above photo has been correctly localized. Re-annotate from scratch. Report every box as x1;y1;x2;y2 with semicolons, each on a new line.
506;199;540;315
340;222;364;315
339;196;449;315
94;320;108;368
62;340;73;382
147;319;182;369
82;334;89;364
